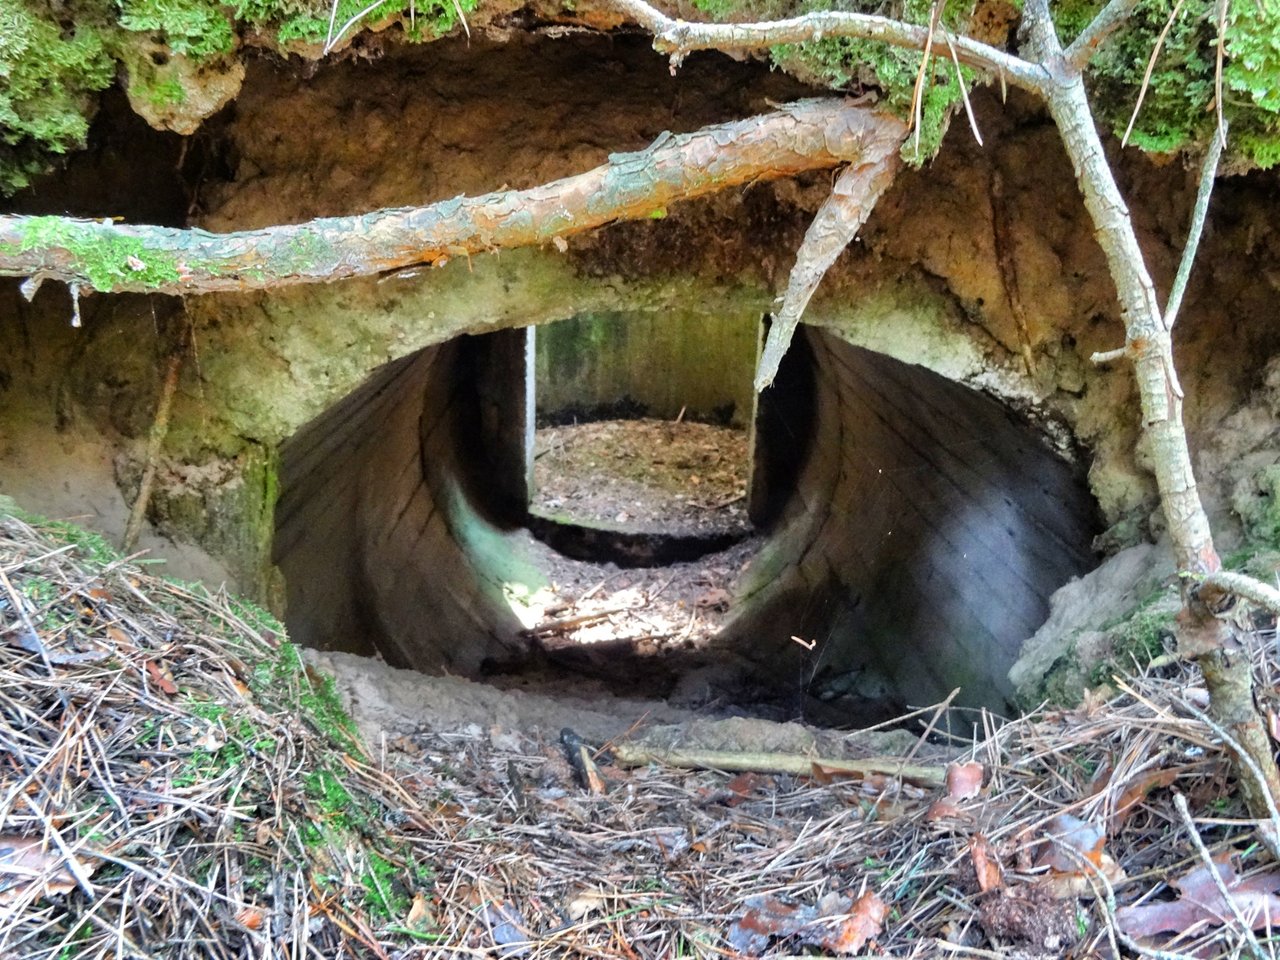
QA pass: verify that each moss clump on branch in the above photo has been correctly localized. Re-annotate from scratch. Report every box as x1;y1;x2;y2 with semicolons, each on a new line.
9;215;181;290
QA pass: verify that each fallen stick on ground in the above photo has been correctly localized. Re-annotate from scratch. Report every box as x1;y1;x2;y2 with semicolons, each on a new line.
612;742;947;788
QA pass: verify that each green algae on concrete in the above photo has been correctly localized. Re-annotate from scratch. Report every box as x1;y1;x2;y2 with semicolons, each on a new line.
535;309;760;427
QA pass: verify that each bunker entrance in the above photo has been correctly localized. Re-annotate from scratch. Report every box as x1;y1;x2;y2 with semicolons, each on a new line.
273;321;1101;726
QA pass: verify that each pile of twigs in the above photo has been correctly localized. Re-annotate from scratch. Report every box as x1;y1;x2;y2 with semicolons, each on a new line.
2;504;1278;958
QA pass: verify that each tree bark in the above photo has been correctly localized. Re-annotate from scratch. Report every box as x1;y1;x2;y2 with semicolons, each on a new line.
1020;0;1280;844
755;132;904;390
0;100;905;297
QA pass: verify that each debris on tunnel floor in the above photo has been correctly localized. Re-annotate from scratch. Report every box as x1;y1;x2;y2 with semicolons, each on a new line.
2;506;1278;959
531;418;751;538
505;529;761;666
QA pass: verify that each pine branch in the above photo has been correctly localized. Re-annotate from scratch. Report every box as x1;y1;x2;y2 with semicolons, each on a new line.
0;100;904;297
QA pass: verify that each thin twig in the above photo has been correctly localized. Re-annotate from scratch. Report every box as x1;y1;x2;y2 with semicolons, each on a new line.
1163;118;1227;331
1173;792;1269;960
122;352;183;553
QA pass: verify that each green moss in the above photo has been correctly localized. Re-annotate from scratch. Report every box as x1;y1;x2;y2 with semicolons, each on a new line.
1086;0;1280;168
1236;464;1280;547
249;640;362;751
0;1;115;193
233;0;477;44
690;0;741;18
8;216;180;291
146;74;188;108
117;0;235;58
1050;0;1104;44
771;0;977;163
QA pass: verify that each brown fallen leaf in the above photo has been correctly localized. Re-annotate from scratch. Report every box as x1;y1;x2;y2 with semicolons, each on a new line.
566;888;607;921
1111;768;1179;831
145;659;179;695
728;891;887;955
1117;859;1280;939
945;761;984;799
1033;813;1126;899
405;891;435;931
829;891;888;954
924;797;969;823
0;834;97;909
970;834;1004;893
723;771;772;804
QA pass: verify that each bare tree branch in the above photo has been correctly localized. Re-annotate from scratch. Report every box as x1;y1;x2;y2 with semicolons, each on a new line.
756;138;904;390
1064;0;1142;70
0;100;904;297
1021;0;1280;834
1164;120;1227;330
1200;570;1280;617
605;0;1048;94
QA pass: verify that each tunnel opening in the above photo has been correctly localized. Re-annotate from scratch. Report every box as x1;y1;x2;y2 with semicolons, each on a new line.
273;322;1101;727
525;311;759;568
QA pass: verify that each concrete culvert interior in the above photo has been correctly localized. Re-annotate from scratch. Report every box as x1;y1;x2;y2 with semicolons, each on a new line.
274;316;1100;725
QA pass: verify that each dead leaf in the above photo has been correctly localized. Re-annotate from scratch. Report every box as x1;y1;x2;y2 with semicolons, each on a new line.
566;889;607;921
1112;768;1179;831
830;891;888;954
406;892;435;930
194;726;225;751
945;761;984;799
1117;859;1280;939
728;891;886;956
970;834;1003;892
1034;813;1126;898
0;834;97;907
482;900;531;957
145;659;178;695
723;771;771;805
924;798;968;823
235;906;265;930
7;629;110;665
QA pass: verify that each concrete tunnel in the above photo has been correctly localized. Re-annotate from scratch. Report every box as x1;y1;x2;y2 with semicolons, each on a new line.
272;318;1099;724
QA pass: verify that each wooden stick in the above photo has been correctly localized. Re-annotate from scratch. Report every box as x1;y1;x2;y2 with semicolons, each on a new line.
122;353;183;553
612;742;947;788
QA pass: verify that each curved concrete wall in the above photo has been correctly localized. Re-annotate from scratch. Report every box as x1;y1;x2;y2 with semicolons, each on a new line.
728;330;1097;718
274;338;530;673
274;325;1098;718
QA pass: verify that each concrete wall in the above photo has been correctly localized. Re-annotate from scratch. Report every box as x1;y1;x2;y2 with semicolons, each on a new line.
272;324;1098;719
535;310;760;427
